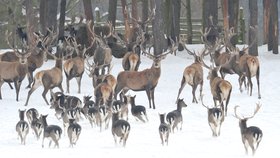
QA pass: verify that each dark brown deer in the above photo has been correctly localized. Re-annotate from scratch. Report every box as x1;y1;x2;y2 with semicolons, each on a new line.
233;103;263;156
114;47;173;109
111;110;130;147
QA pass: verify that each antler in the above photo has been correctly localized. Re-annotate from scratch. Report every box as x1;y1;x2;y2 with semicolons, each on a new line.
200;95;210;109
234;103;261;120
246;102;262;119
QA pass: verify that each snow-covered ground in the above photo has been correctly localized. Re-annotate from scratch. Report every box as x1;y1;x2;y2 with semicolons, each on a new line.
0;45;279;158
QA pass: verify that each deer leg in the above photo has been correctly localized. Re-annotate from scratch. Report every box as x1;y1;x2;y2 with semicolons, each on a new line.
76;76;82;93
8;82;14;89
256;67;261;99
14;80;22;101
199;81;203;101
26;72;33;89
176;77;186;101
151;88;156;109
42;88;50;105
145;89;152;109
192;84;198;103
24;83;39;106
66;78;70;93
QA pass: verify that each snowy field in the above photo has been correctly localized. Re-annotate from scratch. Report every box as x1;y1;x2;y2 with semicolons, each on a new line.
0;44;279;158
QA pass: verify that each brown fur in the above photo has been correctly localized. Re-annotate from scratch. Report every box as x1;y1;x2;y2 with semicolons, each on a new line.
122;52;140;71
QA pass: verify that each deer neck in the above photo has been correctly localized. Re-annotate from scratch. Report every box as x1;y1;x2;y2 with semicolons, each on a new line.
55;59;63;70
159;114;165;123
41;117;48;128
19;111;25;121
112;113;119;124
239;120;248;134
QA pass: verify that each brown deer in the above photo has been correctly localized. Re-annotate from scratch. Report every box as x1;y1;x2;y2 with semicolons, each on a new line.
0;32;32;101
24;50;69;106
233;103;263;156
63;37;94;94
207;66;232;116
114;47;173;109
176;46;209;103
201;95;224;137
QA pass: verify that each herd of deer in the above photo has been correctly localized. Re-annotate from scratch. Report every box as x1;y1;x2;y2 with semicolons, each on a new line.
3;13;263;155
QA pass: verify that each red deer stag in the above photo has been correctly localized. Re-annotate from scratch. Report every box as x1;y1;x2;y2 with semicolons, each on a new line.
114;46;174;109
176;45;209;103
0;31;33;101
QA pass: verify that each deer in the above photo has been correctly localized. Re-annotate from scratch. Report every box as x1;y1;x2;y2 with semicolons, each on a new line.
114;44;174;109
63;37;94;94
166;98;188;133
201;95;224;137
26;108;39;125
40;114;62;148
111;110;131;147
207;65;232;116
176;46;209;103
112;99;128;121
15;109;29;145
67;119;82;147
1;28;57;89
0;32;32;101
158;113;170;146
124;94;148;123
122;51;140;71
233;103;263;156
24;49;70;106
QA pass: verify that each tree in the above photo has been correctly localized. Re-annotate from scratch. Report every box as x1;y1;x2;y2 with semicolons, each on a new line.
152;0;168;55
203;0;219;46
268;0;279;54
83;0;94;23
46;0;58;30
58;0;66;40
185;0;192;44
108;0;117;28
170;0;181;41
249;0;258;56
263;0;270;44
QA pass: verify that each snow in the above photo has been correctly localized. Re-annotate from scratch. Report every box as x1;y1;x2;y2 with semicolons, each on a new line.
0;45;279;158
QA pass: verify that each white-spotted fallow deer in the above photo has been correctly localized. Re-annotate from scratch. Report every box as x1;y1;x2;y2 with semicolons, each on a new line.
40;114;62;148
233;103;263;156
16;109;29;145
67;119;82;147
158;113;170;146
201;95;224;137
166;98;188;133
111;110;130;147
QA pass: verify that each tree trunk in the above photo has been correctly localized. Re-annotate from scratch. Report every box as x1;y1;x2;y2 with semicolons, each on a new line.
25;0;35;42
131;0;138;28
228;0;239;47
83;0;94;24
269;0;279;54
263;0;270;44
171;0;181;41
108;0;117;28
186;0;192;44
221;0;229;31
249;0;258;56
39;0;47;34
46;0;58;29
203;0;218;46
58;0;66;40
142;0;149;32
121;0;130;43
153;0;168;55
